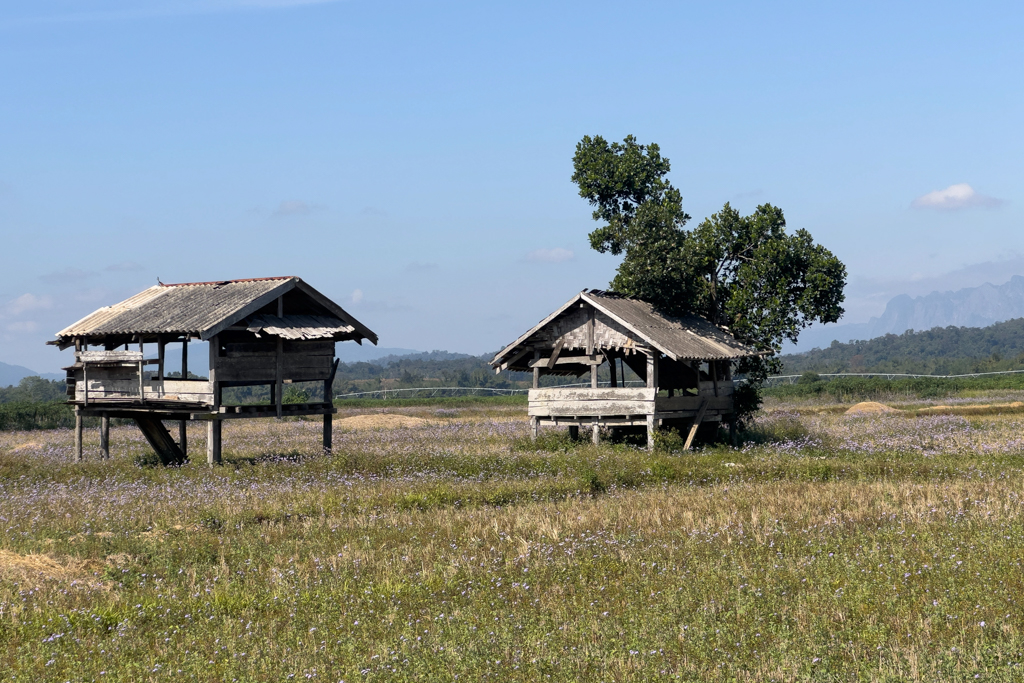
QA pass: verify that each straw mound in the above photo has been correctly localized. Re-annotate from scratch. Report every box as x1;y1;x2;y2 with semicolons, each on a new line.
844;401;899;415
336;414;432;430
0;549;104;587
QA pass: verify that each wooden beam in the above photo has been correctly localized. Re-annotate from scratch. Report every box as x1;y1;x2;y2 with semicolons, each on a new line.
74;408;83;462
587;307;595;355
609;355;617;388
683;399;710;451
275;337;284;419
157;336;165;381
209;335;220;412
529;354;605;368
546;339;566;369
207;419;221;466
532;349;540;389
99;413;109;459
495;346;531;373
181;338;189;378
323;413;332;454
179;420;187;459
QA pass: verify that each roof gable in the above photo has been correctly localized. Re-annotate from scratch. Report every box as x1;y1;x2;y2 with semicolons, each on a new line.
491;289;761;368
52;277;378;347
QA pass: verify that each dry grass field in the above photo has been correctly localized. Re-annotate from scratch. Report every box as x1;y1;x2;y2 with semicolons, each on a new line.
3;397;1024;681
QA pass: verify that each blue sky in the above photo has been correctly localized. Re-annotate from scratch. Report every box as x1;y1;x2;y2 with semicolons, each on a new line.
1;0;1022;372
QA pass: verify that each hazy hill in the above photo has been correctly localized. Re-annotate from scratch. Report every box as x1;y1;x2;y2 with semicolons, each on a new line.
781;317;1024;376
0;361;63;387
793;275;1024;351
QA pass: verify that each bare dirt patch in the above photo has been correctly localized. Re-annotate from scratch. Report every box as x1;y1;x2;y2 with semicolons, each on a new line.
0;549;106;588
844;401;899;415
336;414;433;430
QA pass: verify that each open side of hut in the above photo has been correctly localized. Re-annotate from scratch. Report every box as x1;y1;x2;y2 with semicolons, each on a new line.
49;276;377;465
490;289;764;448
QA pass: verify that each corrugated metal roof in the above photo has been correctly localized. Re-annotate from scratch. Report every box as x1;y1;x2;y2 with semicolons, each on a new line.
247;314;355;340
52;277;377;346
582;290;758;361
491;289;763;368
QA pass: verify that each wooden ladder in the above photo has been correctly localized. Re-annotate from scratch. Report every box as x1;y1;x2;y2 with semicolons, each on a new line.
134;417;187;466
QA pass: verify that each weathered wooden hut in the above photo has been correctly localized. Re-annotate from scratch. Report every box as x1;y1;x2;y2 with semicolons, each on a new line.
490;289;764;448
50;276;377;465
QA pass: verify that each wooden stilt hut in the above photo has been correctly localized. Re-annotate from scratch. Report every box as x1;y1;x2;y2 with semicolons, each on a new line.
490;289;764;448
49;276;377;465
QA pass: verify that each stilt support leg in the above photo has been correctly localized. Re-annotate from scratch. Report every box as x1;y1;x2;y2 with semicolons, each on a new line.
207;419;221;466
568;425;579;441
646;414;655;450
729;417;737;447
75;410;83;462
100;413;110;460
591;419;600;445
179;420;188;459
323;412;333;454
530;417;539;440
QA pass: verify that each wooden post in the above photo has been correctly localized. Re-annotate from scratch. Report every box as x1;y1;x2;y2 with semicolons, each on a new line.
207;419;221;465
276;296;284;419
275;337;284;418
530;417;539;440
181;338;189;378
532;349;540;389
587;307;595;355
568;425;579;441
179;420;187;458
646;352;658;389
74;408;83;462
711;360;719;397
590;363;598;389
683;399;710;451
646;414;655;450
209;335;220;412
729;418;737;447
100;413;110;459
323;413;332;454
609;355;617;388
157;336;165;382
592;418;600;445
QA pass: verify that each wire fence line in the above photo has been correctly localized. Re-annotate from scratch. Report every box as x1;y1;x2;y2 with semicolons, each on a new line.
333;381;649;400
333;370;1024;398
764;369;1024;385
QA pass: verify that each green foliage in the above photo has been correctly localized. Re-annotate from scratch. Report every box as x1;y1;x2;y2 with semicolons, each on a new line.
0;401;75;430
572;135;847;419
282;386;311;404
764;373;1024;400
782;317;1024;375
0;376;66;404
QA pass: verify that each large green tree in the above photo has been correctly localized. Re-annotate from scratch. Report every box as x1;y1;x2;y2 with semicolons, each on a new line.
571;134;847;416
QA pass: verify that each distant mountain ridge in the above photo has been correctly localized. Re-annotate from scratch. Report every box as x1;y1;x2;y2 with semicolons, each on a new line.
0;361;63;388
794;275;1024;351
781;316;1024;376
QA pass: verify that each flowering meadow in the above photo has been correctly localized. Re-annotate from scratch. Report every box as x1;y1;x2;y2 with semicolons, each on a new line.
3;400;1024;681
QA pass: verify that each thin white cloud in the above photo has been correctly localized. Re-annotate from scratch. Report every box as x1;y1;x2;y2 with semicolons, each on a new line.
6;321;39;333
525;248;574;263
5;293;54;316
911;183;1004;210
272;199;323;217
351;289;364;304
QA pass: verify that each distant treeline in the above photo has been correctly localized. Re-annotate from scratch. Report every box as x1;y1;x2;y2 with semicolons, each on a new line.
764;373;1024;401
781;318;1024;376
